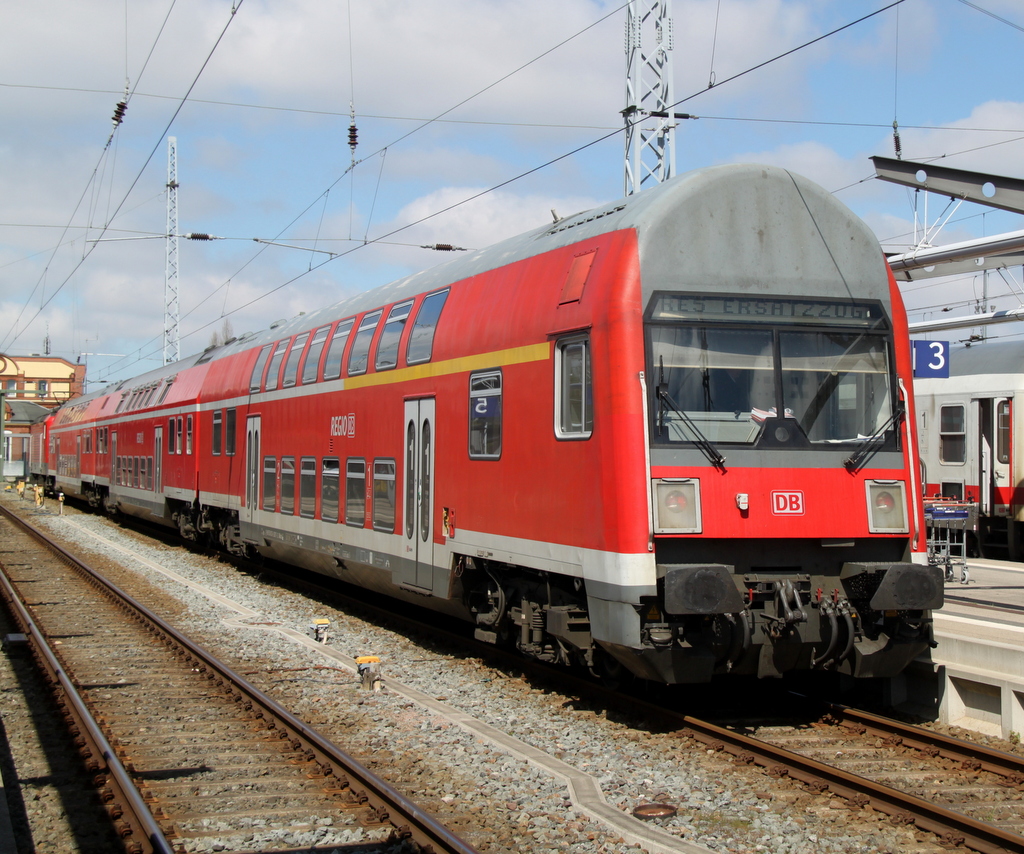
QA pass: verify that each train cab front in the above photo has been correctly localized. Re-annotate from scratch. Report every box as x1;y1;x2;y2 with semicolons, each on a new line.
622;292;943;684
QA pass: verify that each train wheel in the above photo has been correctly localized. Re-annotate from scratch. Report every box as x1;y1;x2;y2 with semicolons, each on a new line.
589;649;628;691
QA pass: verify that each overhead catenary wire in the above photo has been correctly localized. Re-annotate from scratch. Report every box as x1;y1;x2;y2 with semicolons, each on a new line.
96;2;636;373
0;0;244;355
891;3;902;159
708;0;722;88
23;0;1000;385
88;1;934;382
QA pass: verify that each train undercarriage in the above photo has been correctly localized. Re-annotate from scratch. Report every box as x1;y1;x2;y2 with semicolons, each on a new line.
461;551;943;685
64;482;942;686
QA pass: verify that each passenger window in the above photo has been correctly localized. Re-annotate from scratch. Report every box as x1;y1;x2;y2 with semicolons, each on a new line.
300;457;317;518
939;404;965;464
212;410;223;456
376;301;414;371
321;457;340;522
407;289;449;364
301;325;331;384
262;456;277;510
998;400;1011;464
281;457;296;514
168;418;177;454
186;415;193;454
372;459;396;533
348;310;382;376
555;336;593;439
346;458;366;526
282;332;309;388
249;344;273;392
264;339;290;391
323;319;355;381
176;417;183;454
941;481;964;500
469;370;502;459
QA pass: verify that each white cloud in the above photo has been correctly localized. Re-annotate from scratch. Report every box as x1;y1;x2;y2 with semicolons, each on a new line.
4;0;1024;381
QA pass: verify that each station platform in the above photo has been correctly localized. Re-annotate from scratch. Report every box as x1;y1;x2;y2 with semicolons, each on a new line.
897;558;1024;738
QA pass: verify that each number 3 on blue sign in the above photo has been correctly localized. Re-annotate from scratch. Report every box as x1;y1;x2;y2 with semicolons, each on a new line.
912;340;950;378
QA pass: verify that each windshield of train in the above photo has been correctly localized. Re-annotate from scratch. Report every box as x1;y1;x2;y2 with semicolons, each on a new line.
647;294;894;447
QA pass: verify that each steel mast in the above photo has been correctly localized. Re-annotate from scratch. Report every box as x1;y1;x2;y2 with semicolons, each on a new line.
623;0;676;195
164;137;180;365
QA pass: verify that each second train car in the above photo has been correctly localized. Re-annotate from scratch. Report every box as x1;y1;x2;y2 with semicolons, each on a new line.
38;164;943;683
915;337;1024;560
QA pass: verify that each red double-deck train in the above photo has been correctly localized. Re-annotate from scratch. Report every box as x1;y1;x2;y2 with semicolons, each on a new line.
30;164;942;683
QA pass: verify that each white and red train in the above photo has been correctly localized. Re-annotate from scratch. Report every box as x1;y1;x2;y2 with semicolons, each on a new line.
914;338;1024;560
30;164;942;683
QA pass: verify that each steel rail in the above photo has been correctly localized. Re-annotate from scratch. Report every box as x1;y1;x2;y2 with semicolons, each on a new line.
222;545;1024;853
25;502;1024;854
0;503;480;854
0;565;173;854
823;702;1024;784
662;714;1024;854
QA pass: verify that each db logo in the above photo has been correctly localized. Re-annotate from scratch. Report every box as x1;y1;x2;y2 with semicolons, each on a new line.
771;491;805;515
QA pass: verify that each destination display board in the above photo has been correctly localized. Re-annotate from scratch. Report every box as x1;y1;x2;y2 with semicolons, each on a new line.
648;294;884;327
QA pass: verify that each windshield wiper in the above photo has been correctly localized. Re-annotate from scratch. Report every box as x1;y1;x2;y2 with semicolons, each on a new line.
657;357;727;470
843;402;905;473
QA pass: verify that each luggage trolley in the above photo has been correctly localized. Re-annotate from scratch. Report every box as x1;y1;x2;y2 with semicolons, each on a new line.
924;499;973;584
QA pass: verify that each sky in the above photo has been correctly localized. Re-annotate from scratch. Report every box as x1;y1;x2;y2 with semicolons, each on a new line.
2;0;1024;390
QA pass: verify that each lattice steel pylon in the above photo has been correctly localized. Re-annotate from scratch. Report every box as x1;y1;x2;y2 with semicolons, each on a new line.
623;0;676;196
164;136;180;365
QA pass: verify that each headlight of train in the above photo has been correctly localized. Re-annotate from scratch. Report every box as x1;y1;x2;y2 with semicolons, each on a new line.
865;480;908;533
653;479;701;533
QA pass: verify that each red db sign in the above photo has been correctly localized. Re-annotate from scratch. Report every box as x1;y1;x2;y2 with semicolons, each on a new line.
771;491;805;515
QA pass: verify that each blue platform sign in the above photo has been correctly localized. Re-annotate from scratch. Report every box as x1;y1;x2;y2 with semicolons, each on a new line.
913;340;950;378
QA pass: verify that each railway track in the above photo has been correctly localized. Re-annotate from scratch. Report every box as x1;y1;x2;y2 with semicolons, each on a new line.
667;708;1024;854
217;539;1024;854
0;502;478;854
8;495;1024;853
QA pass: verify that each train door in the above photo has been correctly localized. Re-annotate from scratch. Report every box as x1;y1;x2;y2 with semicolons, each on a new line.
977;397;1012;514
154;427;163;493
976;396;1016;557
245;415;261;523
402;398;435;591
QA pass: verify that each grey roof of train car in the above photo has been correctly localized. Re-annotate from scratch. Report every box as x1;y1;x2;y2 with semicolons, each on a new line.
943;338;1024;376
81;163;887;404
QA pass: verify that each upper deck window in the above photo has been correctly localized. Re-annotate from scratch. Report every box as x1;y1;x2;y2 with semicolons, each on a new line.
323;319;355;381
375;301;414;371
348;310;382;376
249;345;273;393
301;325;331;385
407;290;449;364
264;339;290;392
282;332;310;388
